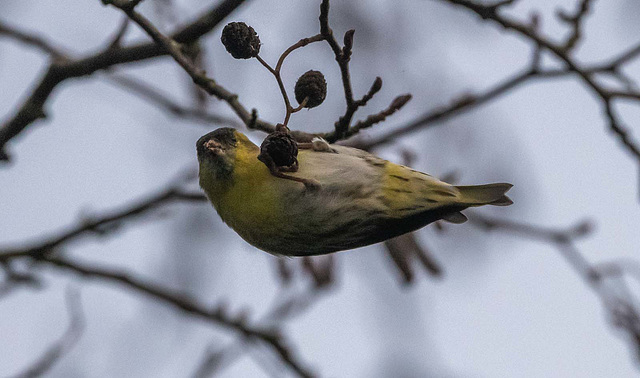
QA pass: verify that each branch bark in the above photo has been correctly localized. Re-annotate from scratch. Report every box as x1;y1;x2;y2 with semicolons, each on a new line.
0;0;248;161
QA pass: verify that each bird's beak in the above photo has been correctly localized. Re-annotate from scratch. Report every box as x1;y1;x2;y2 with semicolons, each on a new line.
197;139;225;161
204;139;223;155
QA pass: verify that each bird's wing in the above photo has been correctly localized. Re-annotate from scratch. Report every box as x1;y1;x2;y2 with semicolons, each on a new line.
270;146;448;252
272;145;511;255
291;144;463;216
293;145;385;197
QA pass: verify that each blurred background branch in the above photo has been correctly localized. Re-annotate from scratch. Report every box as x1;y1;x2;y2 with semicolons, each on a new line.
0;0;254;161
438;0;640;193
0;173;313;377
471;214;640;360
1;0;640;376
105;74;241;127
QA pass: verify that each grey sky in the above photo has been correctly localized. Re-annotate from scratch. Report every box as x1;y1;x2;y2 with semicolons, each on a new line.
1;0;639;377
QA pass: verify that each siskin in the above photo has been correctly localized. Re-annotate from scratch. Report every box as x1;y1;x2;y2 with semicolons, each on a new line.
197;128;512;256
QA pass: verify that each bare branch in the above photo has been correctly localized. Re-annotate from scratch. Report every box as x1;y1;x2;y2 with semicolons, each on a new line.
256;34;325;126
0;0;250;161
301;255;335;288
0;169;312;376
357;67;539;149
385;234;442;284
438;0;640;190
331;94;412;141
557;0;593;52
192;285;325;378
359;38;640;150
319;0;408;141
41;255;315;378
103;1;274;133
357;77;383;108
0;21;67;58
0;176;206;261
105;74;241;127
0;262;43;299
106;16;131;50
470;213;640;362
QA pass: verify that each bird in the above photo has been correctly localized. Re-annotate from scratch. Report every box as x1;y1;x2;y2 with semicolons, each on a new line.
197;127;512;256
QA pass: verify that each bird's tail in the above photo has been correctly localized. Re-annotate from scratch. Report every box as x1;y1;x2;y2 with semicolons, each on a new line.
455;183;513;207
438;183;513;224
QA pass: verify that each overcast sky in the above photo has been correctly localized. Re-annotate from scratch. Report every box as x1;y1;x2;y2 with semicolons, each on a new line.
1;0;639;377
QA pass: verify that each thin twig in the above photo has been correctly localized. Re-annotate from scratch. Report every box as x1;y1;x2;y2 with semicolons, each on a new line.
439;0;640;189
105;0;283;136
192;285;325;378
255;34;325;126
384;226;442;283
318;0;410;141
319;0;355;138
0;170;312;376
106;16;131;50
359;38;640;150
255;54;294;126
557;0;593;52
105;74;241;127
0;263;42;299
0;179;205;261
355;67;539;149
42;255;314;378
330;94;411;141
0;21;67;59
470;213;640;363
0;0;253;161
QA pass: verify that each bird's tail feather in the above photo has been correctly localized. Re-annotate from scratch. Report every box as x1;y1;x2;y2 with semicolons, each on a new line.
455;183;513;207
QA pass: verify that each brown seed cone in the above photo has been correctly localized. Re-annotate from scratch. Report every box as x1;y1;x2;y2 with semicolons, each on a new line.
295;70;327;108
221;22;260;59
260;129;299;168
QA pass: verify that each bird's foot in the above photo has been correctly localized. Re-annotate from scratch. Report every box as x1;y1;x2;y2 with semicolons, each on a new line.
273;170;321;191
297;137;337;153
258;141;320;190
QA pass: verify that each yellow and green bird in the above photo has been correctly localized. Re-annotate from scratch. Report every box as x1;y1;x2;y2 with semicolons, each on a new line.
197;128;512;256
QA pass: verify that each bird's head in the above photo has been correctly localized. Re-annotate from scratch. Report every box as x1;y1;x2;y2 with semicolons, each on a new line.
197;127;238;180
196;128;258;191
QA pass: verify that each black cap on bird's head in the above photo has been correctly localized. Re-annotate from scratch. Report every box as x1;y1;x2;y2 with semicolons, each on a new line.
196;128;238;181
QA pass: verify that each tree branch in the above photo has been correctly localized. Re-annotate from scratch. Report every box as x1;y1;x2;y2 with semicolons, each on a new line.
357;66;539;149
42;254;313;377
557;0;593;52
0;177;205;261
319;0;409;142
0;172;313;376
0;0;249;162
192;285;326;378
105;0;278;133
470;213;640;362
105;74;241;127
438;0;640;189
0;20;67;59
